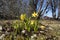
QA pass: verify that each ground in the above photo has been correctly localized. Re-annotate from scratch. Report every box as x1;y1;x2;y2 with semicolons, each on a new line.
0;20;60;40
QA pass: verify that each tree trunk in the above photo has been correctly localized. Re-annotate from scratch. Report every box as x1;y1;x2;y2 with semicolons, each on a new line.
52;0;56;19
58;0;60;19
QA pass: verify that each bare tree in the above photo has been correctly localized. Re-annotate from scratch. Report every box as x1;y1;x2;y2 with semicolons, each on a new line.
50;0;57;19
58;0;60;19
36;0;58;19
36;0;50;19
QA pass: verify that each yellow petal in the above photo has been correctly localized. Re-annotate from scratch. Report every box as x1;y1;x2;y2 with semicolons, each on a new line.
30;20;35;25
32;12;38;17
20;14;26;21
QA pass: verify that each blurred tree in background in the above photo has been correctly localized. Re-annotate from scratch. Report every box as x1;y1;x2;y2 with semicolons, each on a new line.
0;0;60;19
58;0;60;19
35;0;60;19
0;0;35;19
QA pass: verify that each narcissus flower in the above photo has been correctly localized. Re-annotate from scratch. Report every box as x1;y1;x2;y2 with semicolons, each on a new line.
20;14;26;21
40;25;46;30
32;12;38;17
30;20;35;25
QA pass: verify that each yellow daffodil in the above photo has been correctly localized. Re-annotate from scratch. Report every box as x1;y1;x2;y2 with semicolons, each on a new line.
20;14;26;21
40;25;46;30
30;20;35;25
32;12;38;17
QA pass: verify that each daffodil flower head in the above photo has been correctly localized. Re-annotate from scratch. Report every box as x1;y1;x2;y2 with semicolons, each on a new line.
20;14;26;21
32;12;38;17
30;20;35;25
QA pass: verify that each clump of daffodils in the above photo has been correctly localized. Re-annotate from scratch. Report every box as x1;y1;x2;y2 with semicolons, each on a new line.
20;14;26;21
32;12;38;17
11;12;56;40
